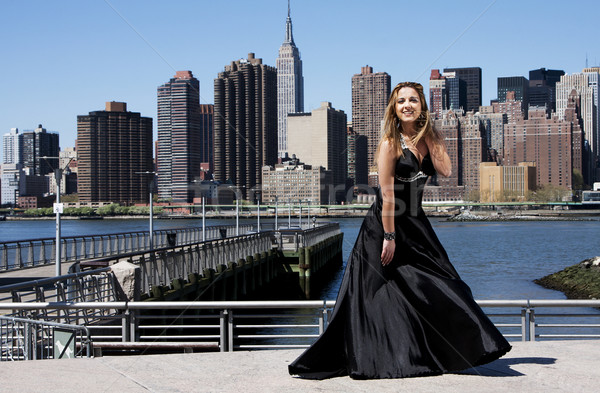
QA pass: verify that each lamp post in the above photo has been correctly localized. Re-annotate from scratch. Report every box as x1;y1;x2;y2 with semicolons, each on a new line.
191;179;206;241
274;196;278;230
202;197;206;241
137;171;156;250
42;156;73;277
255;189;261;232
227;185;242;236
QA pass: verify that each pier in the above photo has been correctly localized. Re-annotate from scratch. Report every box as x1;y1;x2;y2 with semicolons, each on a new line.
0;223;343;300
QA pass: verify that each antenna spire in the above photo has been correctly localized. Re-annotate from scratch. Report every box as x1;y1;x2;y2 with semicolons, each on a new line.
284;0;294;44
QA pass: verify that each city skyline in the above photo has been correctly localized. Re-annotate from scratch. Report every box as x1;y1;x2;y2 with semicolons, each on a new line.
1;0;599;162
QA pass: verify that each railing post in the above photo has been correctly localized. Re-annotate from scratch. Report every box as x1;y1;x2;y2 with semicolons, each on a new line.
319;304;326;335
16;243;23;268
1;243;7;270
228;309;234;352
24;322;33;360
130;309;138;342
39;241;46;265
219;309;228;352
27;241;34;266
90;237;96;258
294;232;299;252
122;309;130;342
521;308;527;342
81;238;87;259
529;307;536;342
62;239;68;262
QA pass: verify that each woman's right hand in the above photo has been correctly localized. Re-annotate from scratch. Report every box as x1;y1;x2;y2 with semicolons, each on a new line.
381;239;395;266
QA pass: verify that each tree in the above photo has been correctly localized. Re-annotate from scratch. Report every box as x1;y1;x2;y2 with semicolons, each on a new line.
95;203;120;216
572;169;584;190
531;184;570;202
466;189;480;202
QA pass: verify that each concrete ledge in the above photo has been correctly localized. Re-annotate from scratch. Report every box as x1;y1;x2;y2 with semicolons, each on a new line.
1;340;599;392
87;341;220;357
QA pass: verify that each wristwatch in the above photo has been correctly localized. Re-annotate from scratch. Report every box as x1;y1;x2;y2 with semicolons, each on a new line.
383;232;396;241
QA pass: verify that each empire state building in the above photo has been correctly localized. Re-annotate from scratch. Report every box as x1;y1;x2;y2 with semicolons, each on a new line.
276;1;304;157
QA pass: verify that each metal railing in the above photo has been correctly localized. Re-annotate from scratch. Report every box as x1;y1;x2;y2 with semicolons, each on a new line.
0;268;115;306
0;315;93;361
137;232;274;293
0;224;255;271
0;300;598;355
0;231;277;304
274;223;341;251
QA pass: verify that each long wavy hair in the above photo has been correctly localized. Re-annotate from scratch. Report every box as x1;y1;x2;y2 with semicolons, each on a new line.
375;82;443;164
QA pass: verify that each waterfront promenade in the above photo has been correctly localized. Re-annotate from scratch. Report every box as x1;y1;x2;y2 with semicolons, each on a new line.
1;340;598;392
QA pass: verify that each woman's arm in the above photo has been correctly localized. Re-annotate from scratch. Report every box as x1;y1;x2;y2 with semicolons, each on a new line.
426;135;452;178
378;139;397;266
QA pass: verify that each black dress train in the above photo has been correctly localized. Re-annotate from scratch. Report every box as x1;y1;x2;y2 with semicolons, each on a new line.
288;147;511;380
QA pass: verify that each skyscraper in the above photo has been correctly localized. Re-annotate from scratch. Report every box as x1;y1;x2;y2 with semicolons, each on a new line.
77;102;153;204
444;72;466;111
199;104;214;170
21;124;59;176
556;69;599;180
504;102;583;189
287;102;347;201
424;110;465;202
214;53;278;196
0;163;24;205
157;71;202;203
528;68;565;112
424;109;487;201
2;128;22;164
460;113;488;192
276;0;304;157
497;76;529;111
474;109;506;156
443;67;482;112
346;124;368;189
351;66;391;174
429;70;446;119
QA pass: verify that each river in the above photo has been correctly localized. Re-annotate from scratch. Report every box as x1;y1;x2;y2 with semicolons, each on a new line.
1;216;598;301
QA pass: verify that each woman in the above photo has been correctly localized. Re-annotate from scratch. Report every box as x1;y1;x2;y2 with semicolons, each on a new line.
288;82;511;379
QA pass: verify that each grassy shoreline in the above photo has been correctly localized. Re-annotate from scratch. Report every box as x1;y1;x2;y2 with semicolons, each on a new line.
535;257;600;300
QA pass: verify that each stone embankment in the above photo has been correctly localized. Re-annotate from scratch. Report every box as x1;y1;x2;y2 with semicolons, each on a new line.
535;257;600;300
447;210;595;222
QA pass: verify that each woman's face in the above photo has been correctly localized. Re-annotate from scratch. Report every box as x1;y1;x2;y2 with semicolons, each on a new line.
395;87;422;126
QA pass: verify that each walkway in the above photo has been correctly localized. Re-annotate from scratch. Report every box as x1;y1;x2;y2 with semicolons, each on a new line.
1;341;598;392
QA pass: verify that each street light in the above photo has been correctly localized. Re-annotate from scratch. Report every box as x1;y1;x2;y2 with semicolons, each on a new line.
41;156;73;277
227;185;242;236
137;171;156;250
288;198;292;228
255;189;261;232
274;196;278;230
191;179;207;241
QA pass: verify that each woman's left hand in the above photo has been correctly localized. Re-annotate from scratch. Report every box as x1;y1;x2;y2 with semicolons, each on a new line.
381;239;395;266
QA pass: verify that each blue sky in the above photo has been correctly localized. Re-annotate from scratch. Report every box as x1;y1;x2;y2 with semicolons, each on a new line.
1;0;598;161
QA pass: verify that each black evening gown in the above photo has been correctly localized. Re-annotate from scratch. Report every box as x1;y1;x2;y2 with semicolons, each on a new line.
288;146;511;380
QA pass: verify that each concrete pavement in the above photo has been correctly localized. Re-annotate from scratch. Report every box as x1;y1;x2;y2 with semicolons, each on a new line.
0;340;599;392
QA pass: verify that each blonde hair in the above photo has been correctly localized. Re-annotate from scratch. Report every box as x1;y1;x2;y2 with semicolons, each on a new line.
375;82;443;165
